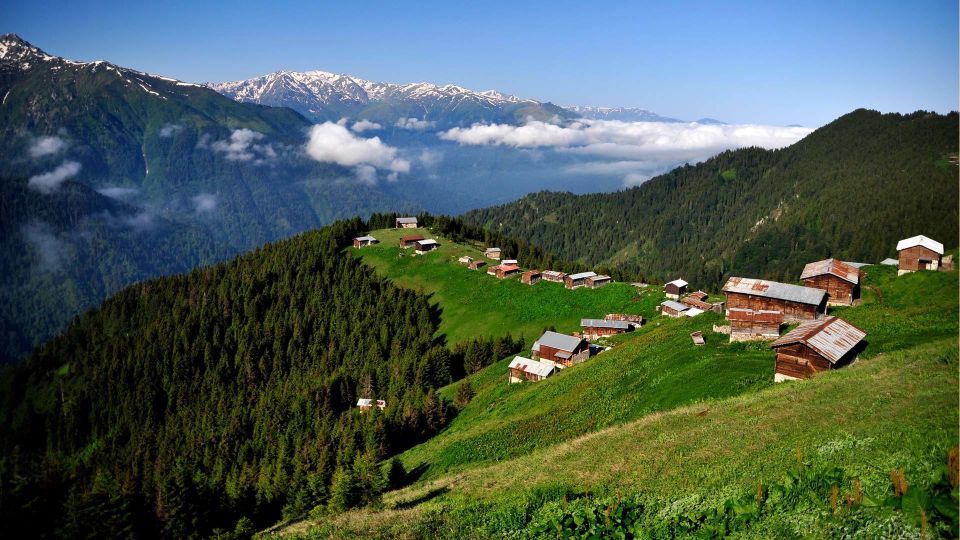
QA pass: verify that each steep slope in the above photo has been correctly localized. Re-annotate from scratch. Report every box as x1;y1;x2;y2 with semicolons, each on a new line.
463;109;959;287
0;34;424;362
281;264;959;538
209;70;574;126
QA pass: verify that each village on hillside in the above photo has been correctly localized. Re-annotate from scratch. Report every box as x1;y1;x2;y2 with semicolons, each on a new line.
353;220;953;405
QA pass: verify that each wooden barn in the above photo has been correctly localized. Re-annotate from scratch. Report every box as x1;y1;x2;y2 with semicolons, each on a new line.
521;270;542;285
353;235;378;248
399;235;424;248
414;239;439;254
722;277;827;323
587;274;612;289
896;235;944;275
660;300;690;318
468;260;486;270
458;255;474;265
770;316;866;382
687;290;709;301
532;331;590;367
664;279;688;299
542;270;567;283
508;356;558;383
395;217;418;228
800;258;860;306
580;318;632;339
727;308;783;342
485;247;502;260
565;271;597;289
488;263;521;279
357;398;387;411
604;313;644;328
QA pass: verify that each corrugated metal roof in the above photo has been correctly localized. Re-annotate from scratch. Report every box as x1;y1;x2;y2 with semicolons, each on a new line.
502;259;518;265
522;270;540;277
498;263;520;272
770;316;866;363
684;307;705;317
485;247;501;252
845;262;871;269
722;277;826;306
589;275;611;282
688;291;709;300
416;239;438;246
880;258;899;266
509;356;557;378
681;297;713;310
536;330;584;352
896;234;943;255
568;271;597;281
666;279;688;288
543;270;566;278
580;318;630;330
354;236;377;242
396;217;418;224
661;300;689;311
800;258;860;284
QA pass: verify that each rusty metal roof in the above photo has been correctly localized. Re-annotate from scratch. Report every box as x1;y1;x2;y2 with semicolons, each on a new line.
800;258;860;284
580;318;630;330
896;234;943;254
681;297;714;310
770;316;866;363
543;270;566;278
498;263;520;272
588;275;611;282
522;270;541;277
722;277;826;306
688;290;709;301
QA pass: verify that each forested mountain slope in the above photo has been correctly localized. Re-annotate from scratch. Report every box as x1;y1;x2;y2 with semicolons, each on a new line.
0;219;519;538
464;109;959;286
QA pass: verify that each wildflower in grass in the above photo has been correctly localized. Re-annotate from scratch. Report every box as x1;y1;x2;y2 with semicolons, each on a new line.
830;485;838;515
756;479;764;506
795;447;802;467
949;447;959;489
889;468;908;497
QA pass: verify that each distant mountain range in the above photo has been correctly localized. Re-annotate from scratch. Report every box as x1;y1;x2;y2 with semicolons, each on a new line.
209;70;575;126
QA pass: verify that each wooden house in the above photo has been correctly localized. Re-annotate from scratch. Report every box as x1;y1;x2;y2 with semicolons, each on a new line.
604;313;644;328
664;279;688;299
357;398;387;411
580;318;632;339
770;316;866;382
532;331;590;367
727;308;783;342
353;235;378;248
896;235;944;275
660;300;690;318
458;255;474;265
542;270;567;283
586;275;612;289
485;247;502;260
800;258;860;306
508;356;557;383
722;277;827;323
399;235;424;248
395;217;418;228
488;263;520;279
687;290;709;301
521;270;542;285
468;260;486;270
414;239;439;254
564;271;597;289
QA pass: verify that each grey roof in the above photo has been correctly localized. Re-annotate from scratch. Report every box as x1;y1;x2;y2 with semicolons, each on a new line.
416;239;438;246
485;247;501;252
589;275;611;281
396;217;418;224
880;258;899;266
568;271;597;281
771;316;866;363
354;235;377;242
661;300;689;311
844;262;871;269
722;277;826;306
580;318;630;330
509;356;557;378
535;330;584;352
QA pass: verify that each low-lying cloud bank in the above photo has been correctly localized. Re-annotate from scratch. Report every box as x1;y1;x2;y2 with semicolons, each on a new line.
305;122;410;183
441;119;813;186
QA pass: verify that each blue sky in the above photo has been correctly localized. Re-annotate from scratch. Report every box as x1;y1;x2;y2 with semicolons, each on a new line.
4;0;957;126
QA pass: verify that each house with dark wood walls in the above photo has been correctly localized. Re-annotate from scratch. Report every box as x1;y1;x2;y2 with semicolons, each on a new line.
800;259;860;305
770;316;866;382
722;277;827;323
532;331;590;367
896;235;944;275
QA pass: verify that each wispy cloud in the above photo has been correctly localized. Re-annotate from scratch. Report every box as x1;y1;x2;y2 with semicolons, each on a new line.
192;193;217;213
22;222;69;272
206;128;277;163
98;186;141;200
442;119;813;186
28;160;81;193
304;122;410;183
158;123;184;138
28;135;68;158
351;119;383;133
395;117;435;130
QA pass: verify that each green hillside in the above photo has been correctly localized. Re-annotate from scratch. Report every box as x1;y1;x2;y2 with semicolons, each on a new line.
282;263;959;538
352;227;650;345
463;109;960;288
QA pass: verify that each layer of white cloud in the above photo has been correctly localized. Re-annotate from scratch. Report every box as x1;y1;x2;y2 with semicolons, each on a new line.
28;160;81;193
395;117;435;130
207;128;277;163
192;193;217;213
98;186;141;199
304;122;410;182
29;135;68;158
159;123;184;138
351;119;382;133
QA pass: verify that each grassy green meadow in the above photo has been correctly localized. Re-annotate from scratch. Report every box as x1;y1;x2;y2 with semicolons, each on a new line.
288;238;960;538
